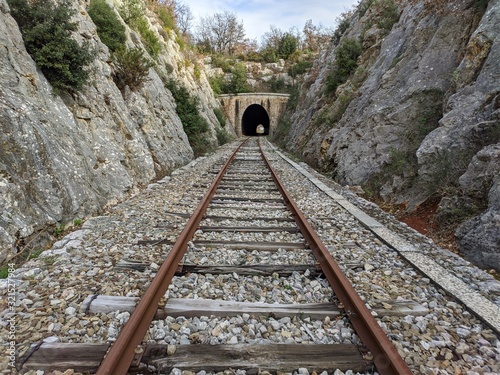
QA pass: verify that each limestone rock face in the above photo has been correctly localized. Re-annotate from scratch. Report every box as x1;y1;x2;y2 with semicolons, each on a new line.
455;145;500;269
0;0;223;260
283;0;500;270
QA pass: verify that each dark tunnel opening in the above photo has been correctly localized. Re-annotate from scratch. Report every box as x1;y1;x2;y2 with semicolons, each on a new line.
241;104;270;136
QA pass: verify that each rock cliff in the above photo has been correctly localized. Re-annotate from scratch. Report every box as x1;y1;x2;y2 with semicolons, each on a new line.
0;0;228;261
282;0;500;270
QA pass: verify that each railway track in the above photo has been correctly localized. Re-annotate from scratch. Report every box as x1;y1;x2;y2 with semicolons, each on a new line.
18;138;410;374
8;138;500;375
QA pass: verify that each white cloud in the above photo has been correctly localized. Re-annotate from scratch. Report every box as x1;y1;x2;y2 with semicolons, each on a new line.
186;0;359;41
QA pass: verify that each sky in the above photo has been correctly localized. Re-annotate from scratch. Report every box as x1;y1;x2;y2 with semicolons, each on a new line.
185;0;360;43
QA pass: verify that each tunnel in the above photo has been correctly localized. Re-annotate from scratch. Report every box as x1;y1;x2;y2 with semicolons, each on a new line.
241;104;270;136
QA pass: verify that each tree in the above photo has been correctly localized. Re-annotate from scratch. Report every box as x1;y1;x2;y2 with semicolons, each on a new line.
195;11;246;55
303;19;334;52
260;26;300;62
175;2;194;35
277;32;298;60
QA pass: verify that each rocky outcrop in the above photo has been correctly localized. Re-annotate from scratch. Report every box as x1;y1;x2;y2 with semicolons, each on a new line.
281;0;500;270
455;145;500;269
0;0;227;261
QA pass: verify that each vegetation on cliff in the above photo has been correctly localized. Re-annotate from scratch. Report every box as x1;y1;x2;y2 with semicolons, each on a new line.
7;0;95;92
164;79;213;157
88;0;126;53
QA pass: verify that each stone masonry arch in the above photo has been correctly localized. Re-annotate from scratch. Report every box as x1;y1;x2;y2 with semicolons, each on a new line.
219;93;289;137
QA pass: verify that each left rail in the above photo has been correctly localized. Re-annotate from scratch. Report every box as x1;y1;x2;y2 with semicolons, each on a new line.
96;140;247;375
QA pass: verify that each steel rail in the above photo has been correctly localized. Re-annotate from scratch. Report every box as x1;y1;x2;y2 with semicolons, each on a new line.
258;139;412;375
96;140;247;375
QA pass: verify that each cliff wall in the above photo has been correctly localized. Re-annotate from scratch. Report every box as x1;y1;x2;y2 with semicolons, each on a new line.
0;0;228;261
282;0;500;270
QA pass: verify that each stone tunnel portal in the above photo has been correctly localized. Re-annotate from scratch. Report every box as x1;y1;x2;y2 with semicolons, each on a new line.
241;104;270;136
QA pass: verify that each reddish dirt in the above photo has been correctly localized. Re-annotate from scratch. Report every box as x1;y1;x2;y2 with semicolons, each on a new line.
398;199;439;236
375;198;460;254
365;194;498;277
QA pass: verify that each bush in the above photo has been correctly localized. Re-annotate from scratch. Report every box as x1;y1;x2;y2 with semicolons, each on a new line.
8;0;95;92
113;47;154;92
271;87;299;147
267;76;292;94
88;0;126;53
213;108;226;127
153;2;177;31
277;32;298;60
211;55;235;72
288;60;313;78
376;0;399;31
135;17;161;59
193;64;201;80
224;63;251;94
358;0;375;17
119;0;161;59
325;38;362;95
332;14;350;45
119;0;144;25
216;128;231;145
165;80;212;156
209;74;225;96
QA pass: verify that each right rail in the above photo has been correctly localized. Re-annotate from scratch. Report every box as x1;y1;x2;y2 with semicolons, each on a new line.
260;139;412;374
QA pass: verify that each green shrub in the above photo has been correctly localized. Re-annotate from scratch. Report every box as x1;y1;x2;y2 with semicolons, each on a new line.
209;74;225;96
175;34;187;51
165;63;174;74
213;108;226;127
154;2;177;31
325;39;362;95
165;80;212;156
8;0;95;93
193;64;201;81
272;87;300;147
377;0;399;31
332;15;350;45
113;47;154;92
288;60;313;78
358;0;375;17
277;32;298;60
224;63;251;94
216;128;231;145
119;0;144;25
119;0;161;59
267;76;293;94
211;55;235;72
188;133;213;157
28;249;44;260
273;118;292;148
259;47;279;63
88;0;126;53
54;224;65;237
135;17;161;59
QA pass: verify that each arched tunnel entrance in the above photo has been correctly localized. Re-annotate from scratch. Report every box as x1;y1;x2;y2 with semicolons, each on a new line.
241;104;270;136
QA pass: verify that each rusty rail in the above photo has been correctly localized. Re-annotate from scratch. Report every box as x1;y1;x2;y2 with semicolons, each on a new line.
258;139;412;375
96;141;247;375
